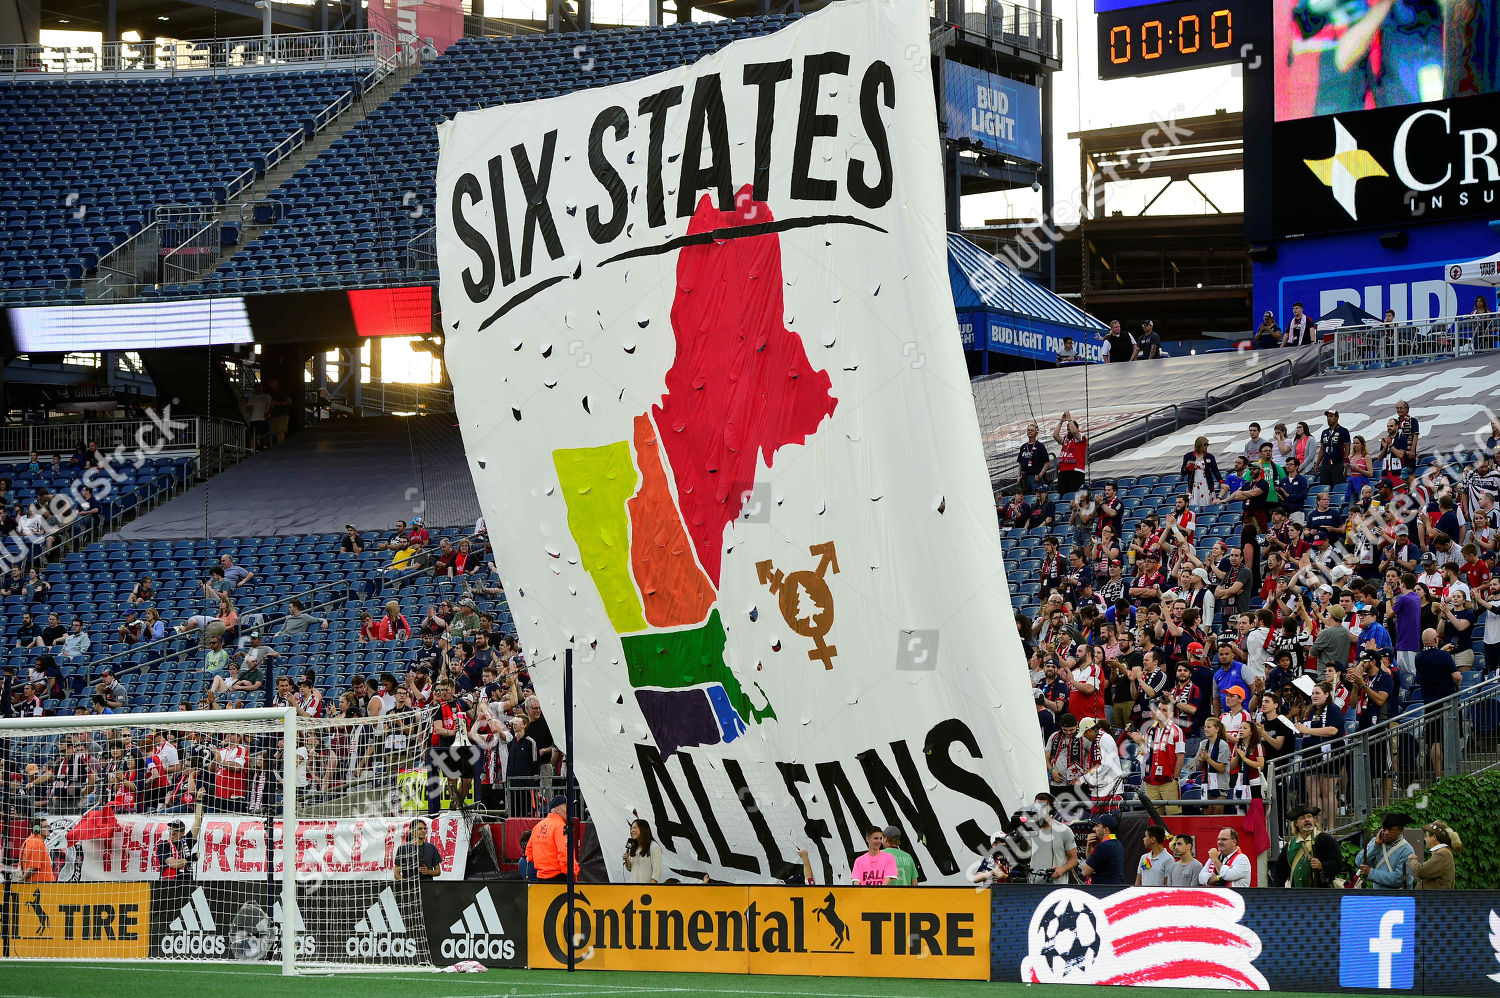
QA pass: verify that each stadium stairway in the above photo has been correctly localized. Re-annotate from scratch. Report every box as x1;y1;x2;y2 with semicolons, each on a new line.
186;61;423;292
0;71;360;304
109;415;480;539
204;17;800;294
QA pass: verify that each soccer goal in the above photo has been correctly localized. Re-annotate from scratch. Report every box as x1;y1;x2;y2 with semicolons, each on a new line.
0;705;455;974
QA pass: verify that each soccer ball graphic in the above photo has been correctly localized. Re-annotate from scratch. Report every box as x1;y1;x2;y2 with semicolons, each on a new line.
229;903;274;961
1036;898;1101;979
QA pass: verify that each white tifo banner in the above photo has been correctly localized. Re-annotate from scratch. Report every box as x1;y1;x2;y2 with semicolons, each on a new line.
50;814;467;881
436;0;1044;885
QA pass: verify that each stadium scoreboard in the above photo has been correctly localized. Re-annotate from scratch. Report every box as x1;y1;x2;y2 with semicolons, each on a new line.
1096;0;1246;80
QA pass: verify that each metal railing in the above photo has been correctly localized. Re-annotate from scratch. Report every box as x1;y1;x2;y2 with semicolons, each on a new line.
988;346;1327;492
91;202;277;299
940;0;1063;62
355;382;455;415
201;418;253;476
92;225;162;300
464;14;547;37
158;207;222;288
0;418;200;458
0;458;193;592
406;225;437;276
94;576;356;684
0;30;398;81
1331;313;1500;369
1265;676;1500;850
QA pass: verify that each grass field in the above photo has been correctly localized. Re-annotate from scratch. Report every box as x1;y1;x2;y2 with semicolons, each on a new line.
0;962;1459;998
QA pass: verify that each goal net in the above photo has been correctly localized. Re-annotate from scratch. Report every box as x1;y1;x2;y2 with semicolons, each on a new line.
0;705;461;974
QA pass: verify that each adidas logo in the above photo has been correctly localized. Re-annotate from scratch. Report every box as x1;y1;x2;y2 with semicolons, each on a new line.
440;887;516;961
271;900;316;957
346;887;418;958
161;888;226;956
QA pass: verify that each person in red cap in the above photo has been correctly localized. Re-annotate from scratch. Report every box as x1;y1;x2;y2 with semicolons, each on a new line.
1219;685;1251;754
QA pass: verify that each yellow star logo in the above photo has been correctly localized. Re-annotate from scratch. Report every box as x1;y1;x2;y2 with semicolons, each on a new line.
1303;119;1388;221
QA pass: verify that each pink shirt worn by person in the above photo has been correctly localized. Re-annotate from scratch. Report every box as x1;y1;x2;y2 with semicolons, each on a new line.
851;850;897;885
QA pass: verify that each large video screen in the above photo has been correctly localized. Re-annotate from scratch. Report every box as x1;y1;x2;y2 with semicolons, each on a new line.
1;287;434;352
1275;0;1499;121
8;298;254;352
942;61;1043;163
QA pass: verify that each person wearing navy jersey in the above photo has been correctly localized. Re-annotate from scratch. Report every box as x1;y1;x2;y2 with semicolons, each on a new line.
1415;627;1461;779
1016;423;1051;494
1348;651;1396;802
1393;400;1420;474
156;802;204;882
1319;410;1351;488
1080;813;1125;885
426;679;469;816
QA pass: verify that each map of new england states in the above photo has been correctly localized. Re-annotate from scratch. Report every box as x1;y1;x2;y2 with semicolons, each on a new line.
552;189;838;758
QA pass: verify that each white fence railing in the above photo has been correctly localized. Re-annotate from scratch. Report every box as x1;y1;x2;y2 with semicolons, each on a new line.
1331;313;1500;368
0;418;200;458
0;29;398;81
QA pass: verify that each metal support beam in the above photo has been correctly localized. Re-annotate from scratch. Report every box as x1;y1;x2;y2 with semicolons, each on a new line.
1040;0;1054;291
1138;178;1173;216
1185;176;1222;214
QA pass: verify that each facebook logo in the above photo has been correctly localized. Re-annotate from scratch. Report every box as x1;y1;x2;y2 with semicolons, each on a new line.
1340;896;1415;990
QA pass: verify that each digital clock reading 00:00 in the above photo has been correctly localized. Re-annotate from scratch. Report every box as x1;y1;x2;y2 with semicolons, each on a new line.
1096;0;1243;81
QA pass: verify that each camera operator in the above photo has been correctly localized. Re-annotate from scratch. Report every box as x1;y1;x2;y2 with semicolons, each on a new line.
1024;793;1080;885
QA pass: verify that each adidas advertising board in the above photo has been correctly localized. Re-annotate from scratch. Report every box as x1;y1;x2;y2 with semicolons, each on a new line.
158;887;226;957
148;883;417;964
422;882;527;968
346;886;419;958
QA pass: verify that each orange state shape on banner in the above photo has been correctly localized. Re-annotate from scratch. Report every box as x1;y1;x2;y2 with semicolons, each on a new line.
628;413;718;628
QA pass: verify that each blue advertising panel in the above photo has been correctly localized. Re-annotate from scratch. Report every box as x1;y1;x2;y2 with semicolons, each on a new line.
988;885;1500;993
1340;895;1416;990
1253;218;1500;327
1418;890;1500;996
943;61;1043;164
957;311;1106;364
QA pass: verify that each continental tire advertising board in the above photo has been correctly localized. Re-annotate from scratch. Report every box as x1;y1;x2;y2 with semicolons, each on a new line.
991;885;1500;993
421;881;527;967
528;885;990;980
0;882;149;958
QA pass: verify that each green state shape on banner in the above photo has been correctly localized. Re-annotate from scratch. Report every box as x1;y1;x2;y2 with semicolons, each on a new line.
554;440;647;633
620;609;776;725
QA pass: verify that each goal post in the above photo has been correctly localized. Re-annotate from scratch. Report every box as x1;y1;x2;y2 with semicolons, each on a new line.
0;704;451;974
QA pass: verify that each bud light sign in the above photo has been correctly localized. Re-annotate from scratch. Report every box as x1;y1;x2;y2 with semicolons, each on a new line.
943;61;1043;164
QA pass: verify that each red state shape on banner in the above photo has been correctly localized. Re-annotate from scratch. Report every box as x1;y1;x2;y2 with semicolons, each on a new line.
653;188;838;586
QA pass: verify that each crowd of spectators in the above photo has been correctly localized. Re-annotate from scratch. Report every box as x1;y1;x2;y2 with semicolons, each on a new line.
0;516;567;832
1250;296;1498;351
1016;399;1500;844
